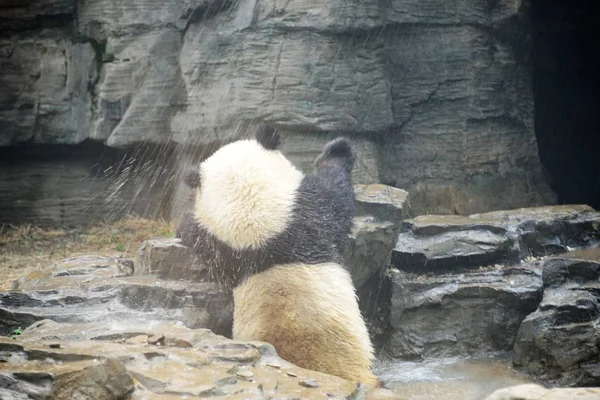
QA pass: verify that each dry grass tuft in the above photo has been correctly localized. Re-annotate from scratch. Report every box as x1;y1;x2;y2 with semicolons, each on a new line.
0;216;177;291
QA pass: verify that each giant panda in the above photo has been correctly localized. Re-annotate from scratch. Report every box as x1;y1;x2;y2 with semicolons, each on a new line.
177;125;380;386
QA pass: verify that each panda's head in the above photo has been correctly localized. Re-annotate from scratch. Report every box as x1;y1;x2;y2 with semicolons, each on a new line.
184;125;303;251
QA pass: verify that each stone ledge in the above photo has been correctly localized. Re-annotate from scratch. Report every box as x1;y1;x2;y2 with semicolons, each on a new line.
0;320;402;400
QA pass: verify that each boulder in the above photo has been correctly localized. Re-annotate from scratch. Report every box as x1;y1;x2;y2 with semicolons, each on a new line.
512;248;600;386
0;320;402;399
354;184;408;226
384;266;543;360
135;238;206;281
0;356;134;400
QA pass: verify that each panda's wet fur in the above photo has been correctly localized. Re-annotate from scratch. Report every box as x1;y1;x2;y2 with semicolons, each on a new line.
176;125;380;386
177;127;356;289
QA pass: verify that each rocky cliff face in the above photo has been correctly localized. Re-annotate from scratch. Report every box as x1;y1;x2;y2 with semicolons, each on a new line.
0;0;555;225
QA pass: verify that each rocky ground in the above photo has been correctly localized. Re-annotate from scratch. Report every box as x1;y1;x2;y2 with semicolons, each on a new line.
1;184;600;399
0;217;176;291
0;319;400;399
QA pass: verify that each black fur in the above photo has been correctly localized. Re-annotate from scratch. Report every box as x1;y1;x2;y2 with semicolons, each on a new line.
183;169;201;188
314;137;356;174
176;138;356;289
255;124;280;150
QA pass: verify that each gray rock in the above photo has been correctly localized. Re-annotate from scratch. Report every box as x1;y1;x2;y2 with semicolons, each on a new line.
346;217;397;291
392;217;519;273
346;184;408;289
0;0;74;31
2;256;233;338
135;238;206;280
384;266;543;360
0;29;96;146
0;141;180;228
0;357;134;400
0;320;402;400
173;23;394;145
380;20;555;215
542;257;600;289
391;206;600;273
0;0;558;223
93;29;186;147
12;255;134;291
474;205;600;257
512;252;600;387
77;0;213;41
0;388;29;400
354;184;408;227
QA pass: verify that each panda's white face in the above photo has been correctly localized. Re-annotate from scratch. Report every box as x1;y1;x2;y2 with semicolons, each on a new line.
194;139;303;251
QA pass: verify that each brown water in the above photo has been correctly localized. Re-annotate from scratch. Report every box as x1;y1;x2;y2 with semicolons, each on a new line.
375;355;535;400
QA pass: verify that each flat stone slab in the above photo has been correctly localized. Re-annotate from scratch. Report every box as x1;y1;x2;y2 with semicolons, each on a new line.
474;205;600;256
354;184;408;227
0;320;401;400
392;205;600;272
384;266;543;360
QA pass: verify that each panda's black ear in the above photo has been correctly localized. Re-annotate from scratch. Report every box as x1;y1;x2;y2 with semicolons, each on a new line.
183;169;201;188
315;137;356;173
256;124;280;150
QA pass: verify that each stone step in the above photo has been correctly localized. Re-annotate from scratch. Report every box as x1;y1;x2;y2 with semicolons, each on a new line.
392;205;600;273
2;256;233;338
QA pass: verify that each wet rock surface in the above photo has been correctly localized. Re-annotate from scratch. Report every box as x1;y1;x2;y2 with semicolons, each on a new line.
512;247;600;387
135;238;206;281
2;204;600;396
484;383;600;400
346;184;408;290
344;185;408;348
392;205;600;273
384;266;543;360
354;184;408;228
0;320;401;399
384;205;600;362
2;255;233;338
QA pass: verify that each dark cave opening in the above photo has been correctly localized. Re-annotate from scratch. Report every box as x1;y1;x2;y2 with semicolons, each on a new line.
531;0;600;210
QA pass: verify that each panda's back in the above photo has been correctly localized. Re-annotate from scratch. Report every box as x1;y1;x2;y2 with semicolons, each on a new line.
232;262;378;386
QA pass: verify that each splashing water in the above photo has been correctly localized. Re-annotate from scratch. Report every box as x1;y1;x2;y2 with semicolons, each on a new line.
375;354;535;400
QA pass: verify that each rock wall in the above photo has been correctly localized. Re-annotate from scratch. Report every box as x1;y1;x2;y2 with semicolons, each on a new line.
0;0;556;225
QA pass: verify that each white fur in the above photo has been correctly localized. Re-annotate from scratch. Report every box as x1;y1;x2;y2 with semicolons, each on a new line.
233;263;378;385
194;139;303;250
